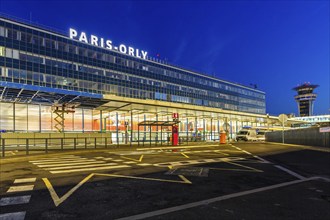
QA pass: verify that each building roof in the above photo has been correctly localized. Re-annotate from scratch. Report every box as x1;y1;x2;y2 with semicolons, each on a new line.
293;83;319;91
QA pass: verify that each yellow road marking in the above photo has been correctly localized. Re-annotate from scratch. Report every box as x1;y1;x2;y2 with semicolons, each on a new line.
95;173;192;185
178;175;192;184
181;153;190;158
42;172;192;207
168;166;173;170
42;174;94;207
121;155;144;162
137;145;219;151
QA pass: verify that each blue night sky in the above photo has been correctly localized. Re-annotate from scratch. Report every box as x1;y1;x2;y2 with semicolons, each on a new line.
0;0;329;116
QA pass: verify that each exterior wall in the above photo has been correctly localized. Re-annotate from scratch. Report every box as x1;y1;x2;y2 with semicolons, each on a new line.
0;102;268;144
0;17;266;114
265;127;330;147
0;16;270;146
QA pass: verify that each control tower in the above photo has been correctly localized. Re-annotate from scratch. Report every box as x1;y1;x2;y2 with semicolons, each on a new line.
293;83;319;117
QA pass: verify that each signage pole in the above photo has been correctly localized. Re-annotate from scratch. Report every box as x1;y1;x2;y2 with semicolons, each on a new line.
282;122;285;144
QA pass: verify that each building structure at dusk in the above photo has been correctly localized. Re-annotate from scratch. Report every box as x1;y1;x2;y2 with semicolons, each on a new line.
0;15;275;143
293;83;319;117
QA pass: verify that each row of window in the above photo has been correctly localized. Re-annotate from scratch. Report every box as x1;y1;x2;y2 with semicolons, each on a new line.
1;25;265;100
1;66;265;113
1;47;265;109
0;102;266;133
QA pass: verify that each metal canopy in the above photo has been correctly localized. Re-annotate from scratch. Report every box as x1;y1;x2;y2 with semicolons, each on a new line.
0;82;108;108
138;120;181;126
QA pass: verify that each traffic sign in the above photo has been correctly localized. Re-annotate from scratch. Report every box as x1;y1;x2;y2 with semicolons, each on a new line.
278;114;288;124
320;127;330;133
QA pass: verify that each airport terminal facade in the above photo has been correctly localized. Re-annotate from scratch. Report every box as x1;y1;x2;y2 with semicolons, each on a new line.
0;16;272;144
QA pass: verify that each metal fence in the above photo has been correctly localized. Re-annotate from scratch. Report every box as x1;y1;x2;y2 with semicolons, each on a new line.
0;133;112;157
265;127;329;147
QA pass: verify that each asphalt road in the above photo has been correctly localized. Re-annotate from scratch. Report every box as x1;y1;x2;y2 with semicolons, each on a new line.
0;142;329;220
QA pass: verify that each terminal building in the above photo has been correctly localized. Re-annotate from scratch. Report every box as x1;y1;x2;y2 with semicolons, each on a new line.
0;15;274;145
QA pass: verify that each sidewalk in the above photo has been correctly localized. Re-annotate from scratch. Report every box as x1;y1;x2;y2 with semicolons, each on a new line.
0;141;227;163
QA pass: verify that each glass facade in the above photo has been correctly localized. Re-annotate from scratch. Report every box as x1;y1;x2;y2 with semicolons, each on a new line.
0;17;265;114
0;16;269;142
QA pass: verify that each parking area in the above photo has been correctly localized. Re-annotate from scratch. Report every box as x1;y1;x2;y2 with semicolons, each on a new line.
0;142;329;219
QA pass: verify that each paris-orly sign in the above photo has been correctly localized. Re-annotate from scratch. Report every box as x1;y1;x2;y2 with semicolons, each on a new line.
69;28;148;59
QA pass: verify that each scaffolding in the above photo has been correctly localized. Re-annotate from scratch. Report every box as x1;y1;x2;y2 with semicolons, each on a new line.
52;103;76;132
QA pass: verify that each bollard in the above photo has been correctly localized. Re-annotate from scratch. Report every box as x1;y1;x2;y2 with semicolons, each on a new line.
105;137;107;148
26;139;29;155
61;138;64;150
74;138;76;150
94;138;97;149
45;138;48;153
85;137;87;149
2;139;5;158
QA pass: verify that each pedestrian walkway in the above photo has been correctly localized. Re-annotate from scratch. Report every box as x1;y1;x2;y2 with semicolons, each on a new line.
153;157;244;167
0;177;36;220
29;155;130;174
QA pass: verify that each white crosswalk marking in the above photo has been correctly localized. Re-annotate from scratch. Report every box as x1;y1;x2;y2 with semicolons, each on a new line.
29;157;80;163
0;212;26;220
14;178;36;184
102;158;114;161
46;163;118;170
154;157;244;167
29;155;130;174
31;159;93;165
137;163;152;166
124;161;137;164
37;161;105;168
0;196;31;206
7;185;34;193
49;165;130;174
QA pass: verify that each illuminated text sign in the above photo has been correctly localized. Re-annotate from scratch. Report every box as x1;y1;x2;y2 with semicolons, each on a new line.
69;28;148;59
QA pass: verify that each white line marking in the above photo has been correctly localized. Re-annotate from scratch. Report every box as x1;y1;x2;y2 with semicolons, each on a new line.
230;145;271;163
274;165;306;180
136;163;152;166
0;195;31;206
124;161;137;164
37;161;105;168
241;150;252;155
7;185;34;193
154;157;243;167
0;212;26;220
137;145;219;151
31;159;92;165
116;177;320;220
45;163;118;170
253;155;271;163
318;177;330;182
29;157;80;162
103;158;114;161
14;178;36;184
50;165;130;174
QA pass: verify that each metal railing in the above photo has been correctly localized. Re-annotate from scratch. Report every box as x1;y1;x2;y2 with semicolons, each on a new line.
1;136;113;157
